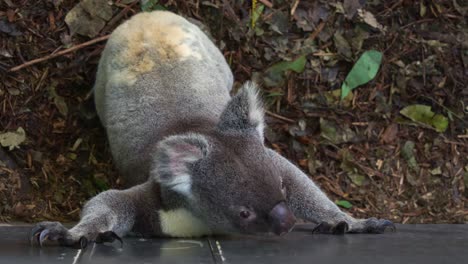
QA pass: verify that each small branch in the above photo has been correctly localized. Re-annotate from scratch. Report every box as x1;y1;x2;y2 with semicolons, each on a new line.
351;122;369;126
266;110;295;123
444;139;467;147
9;35;110;72
104;0;139;32
291;0;300;16
401;18;435;29
309;20;326;41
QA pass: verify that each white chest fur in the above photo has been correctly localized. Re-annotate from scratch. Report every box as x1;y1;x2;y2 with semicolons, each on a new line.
158;208;211;237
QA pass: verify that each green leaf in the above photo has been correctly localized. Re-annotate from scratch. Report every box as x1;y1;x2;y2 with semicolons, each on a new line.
265;91;284;97
339;148;367;186
93;175;109;191
429;167;442;175
432;114;449;133
336;200;353;209
348;174;366;186
251;3;265;29
400;104;449;133
401;141;419;173
48;84;68;117
341;50;383;99
324;89;353;107
320;118;338;143
320;118;358;144
263;55;307;87
271;55;307;73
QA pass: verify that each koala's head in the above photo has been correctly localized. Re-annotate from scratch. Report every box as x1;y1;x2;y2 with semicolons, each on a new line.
152;82;296;236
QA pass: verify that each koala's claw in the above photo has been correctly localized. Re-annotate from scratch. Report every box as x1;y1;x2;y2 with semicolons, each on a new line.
96;231;123;247
29;222;87;248
38;228;50;246
29;225;45;245
312;221;349;235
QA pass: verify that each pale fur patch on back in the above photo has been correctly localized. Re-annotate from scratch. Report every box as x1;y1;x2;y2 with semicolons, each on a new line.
243;82;265;138
113;11;203;60
102;11;204;87
159;208;211;237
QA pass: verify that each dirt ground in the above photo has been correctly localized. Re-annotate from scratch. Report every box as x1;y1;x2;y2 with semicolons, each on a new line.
0;0;466;224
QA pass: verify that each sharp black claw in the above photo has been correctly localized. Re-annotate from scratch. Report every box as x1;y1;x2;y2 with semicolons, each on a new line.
29;226;44;245
78;237;88;249
39;229;50;247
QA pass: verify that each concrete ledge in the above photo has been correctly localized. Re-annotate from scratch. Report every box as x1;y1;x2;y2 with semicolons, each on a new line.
1;224;467;263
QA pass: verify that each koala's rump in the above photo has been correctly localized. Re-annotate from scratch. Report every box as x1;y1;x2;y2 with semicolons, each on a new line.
93;11;233;185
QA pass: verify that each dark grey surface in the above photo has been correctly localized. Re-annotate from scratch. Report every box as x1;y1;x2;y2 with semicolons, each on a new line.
1;224;467;264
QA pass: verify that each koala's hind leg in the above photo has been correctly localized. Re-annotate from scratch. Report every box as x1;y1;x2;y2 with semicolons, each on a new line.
30;182;156;248
267;149;395;234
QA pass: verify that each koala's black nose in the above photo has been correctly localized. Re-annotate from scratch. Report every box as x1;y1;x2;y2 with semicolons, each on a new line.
269;201;296;236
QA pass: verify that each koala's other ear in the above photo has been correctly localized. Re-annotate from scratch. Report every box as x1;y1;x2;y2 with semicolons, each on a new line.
217;81;265;138
152;133;209;196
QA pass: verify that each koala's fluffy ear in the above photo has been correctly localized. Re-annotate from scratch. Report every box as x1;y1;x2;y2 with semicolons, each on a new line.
152;133;209;196
217;82;265;138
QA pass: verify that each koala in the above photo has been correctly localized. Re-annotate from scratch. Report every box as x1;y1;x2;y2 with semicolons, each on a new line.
30;11;394;248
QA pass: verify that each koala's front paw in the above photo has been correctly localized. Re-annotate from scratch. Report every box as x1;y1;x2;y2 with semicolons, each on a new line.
30;222;88;248
349;218;396;234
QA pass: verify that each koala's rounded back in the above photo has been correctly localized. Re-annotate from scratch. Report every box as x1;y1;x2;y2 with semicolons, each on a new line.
94;11;233;185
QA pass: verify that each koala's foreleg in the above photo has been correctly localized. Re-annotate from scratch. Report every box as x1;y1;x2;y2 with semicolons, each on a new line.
30;183;150;248
267;149;395;234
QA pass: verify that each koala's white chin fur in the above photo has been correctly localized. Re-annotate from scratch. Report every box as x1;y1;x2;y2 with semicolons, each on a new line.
158;208;211;237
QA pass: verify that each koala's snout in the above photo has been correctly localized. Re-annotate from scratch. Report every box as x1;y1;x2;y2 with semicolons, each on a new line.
268;201;296;236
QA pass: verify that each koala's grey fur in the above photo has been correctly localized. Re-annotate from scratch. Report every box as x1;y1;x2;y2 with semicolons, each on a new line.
31;11;394;248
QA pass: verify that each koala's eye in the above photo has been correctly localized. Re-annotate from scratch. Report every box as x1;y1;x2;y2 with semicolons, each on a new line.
240;210;251;219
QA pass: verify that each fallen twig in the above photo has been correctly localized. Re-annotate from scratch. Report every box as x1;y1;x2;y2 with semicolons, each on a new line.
266;110;295;123
104;0;138;32
291;0;300;16
309;20;326;41
9;35;110;72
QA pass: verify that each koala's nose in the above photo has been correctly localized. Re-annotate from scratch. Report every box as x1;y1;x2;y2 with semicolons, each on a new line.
269;201;296;236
